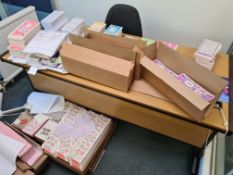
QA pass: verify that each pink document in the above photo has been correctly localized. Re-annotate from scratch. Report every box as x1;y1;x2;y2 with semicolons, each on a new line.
0;122;32;157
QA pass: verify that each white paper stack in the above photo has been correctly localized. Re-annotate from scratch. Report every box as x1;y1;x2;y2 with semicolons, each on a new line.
61;17;85;35
194;39;222;70
41;11;68;31
88;21;106;32
23;31;67;59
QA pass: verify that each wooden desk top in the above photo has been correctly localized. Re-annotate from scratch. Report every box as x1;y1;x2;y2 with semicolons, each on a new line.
1;46;229;132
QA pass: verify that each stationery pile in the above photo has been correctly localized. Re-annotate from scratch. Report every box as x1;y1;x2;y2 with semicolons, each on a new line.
23;31;67;59
0;122;43;175
194;39;222;70
7;20;41;58
7;10;82;75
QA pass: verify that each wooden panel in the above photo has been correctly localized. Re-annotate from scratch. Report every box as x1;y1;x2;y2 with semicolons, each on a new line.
29;73;211;147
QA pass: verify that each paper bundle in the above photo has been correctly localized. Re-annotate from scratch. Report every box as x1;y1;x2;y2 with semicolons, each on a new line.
194;39;222;70
7;20;41;57
88;22;106;32
104;24;123;36
61;17;85;36
23;31;67;59
41;10;68;31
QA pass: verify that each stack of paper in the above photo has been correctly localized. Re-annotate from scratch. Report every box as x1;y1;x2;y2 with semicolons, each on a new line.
104;25;123;36
194;39;222;70
7;20;41;57
61;17;85;36
23;31;67;59
0;122;43;173
88;22;106;32
8;20;41;48
42;102;112;171
41;11;68;31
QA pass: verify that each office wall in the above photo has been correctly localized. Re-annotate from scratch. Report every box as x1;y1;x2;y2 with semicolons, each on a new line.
54;0;233;52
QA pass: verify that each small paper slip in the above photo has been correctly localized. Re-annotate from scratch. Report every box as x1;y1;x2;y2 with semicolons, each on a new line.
104;25;123;36
22;114;49;136
27;92;65;114
28;66;38;75
194;39;222;61
177;73;215;102
0;133;25;175
23;31;67;59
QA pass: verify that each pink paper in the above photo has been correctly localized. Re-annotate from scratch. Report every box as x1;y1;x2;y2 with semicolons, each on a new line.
20;140;43;166
0;122;32;157
11;20;38;37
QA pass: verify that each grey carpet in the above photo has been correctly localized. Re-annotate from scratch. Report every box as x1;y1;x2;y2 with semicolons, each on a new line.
1;72;195;175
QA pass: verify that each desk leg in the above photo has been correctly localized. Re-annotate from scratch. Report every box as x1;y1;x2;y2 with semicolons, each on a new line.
192;130;217;175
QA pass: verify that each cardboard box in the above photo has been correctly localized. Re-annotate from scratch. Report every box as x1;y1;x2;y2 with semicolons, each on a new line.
70;34;137;62
140;44;226;121
61;43;135;92
82;30;156;80
84;30;157;59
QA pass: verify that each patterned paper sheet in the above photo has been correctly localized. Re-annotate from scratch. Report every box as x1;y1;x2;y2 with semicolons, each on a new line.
42;101;111;168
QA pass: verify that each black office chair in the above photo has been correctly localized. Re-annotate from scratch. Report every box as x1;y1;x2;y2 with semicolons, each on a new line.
105;4;143;37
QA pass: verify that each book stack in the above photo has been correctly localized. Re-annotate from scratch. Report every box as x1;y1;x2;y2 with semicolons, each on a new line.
41;11;68;31
61;17;85;36
104;25;123;36
194;39;222;70
88;21;106;32
42;102;112;171
7;20;41;57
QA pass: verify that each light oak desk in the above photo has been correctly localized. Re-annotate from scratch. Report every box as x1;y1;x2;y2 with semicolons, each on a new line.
1;46;230;151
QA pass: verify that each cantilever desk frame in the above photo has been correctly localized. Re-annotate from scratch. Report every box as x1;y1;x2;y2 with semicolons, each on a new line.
1;46;232;153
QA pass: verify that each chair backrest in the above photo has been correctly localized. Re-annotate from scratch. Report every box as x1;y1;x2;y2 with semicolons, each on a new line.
105;4;143;37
